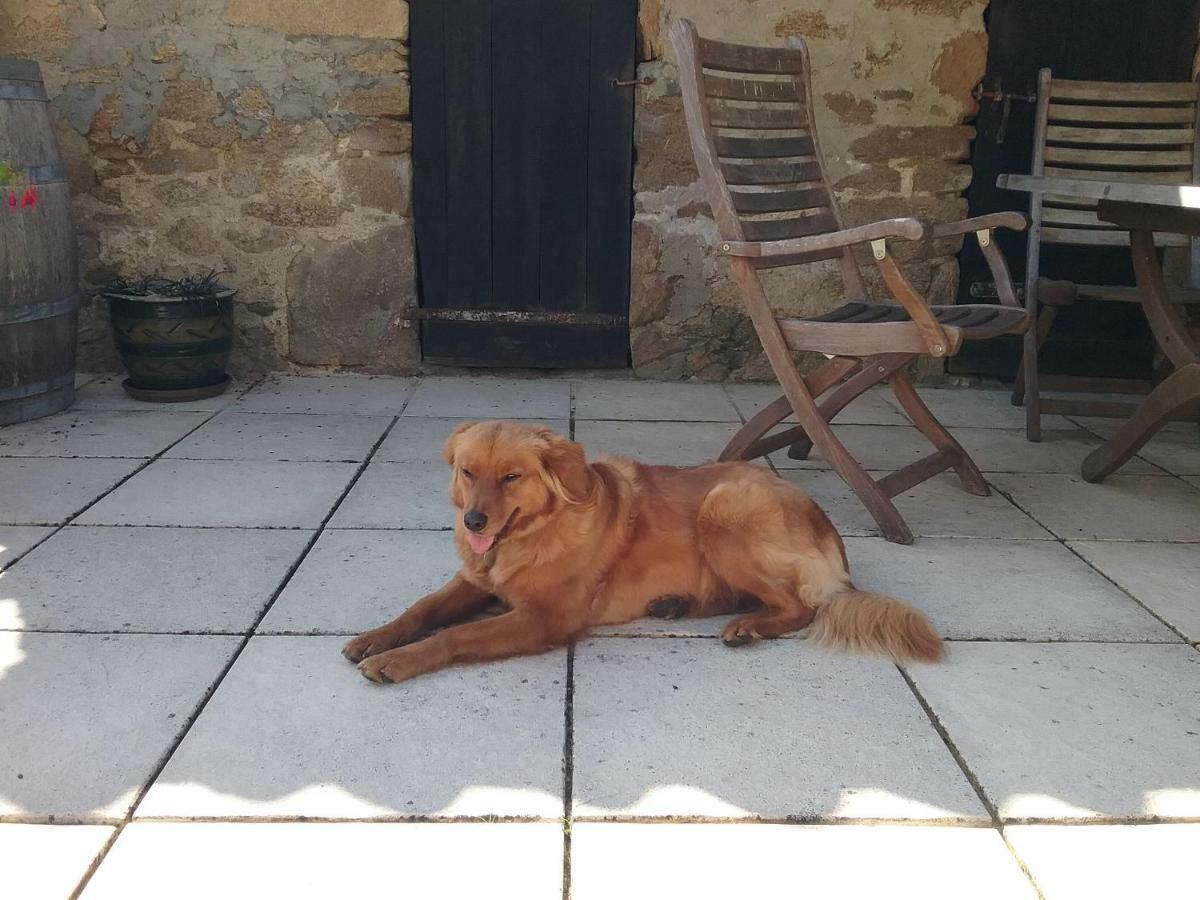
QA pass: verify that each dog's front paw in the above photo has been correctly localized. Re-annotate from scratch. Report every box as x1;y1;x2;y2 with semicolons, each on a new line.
721;619;761;648
342;627;404;663
357;648;423;685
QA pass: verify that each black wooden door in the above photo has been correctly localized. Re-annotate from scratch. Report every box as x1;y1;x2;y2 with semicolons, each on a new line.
953;0;1200;378
411;0;636;368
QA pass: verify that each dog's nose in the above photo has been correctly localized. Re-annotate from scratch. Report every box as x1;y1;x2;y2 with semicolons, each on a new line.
463;509;488;532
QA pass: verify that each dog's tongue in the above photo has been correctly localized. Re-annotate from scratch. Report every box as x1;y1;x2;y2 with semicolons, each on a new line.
467;532;496;555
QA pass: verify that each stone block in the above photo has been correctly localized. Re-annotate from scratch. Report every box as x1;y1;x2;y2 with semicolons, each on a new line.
835;164;902;195
348;120;412;154
339;154;412;215
911;159;974;193
849;125;974;163
286;224;416;368
633;97;697;192
338;83;411;118
824;91;876;125
224;0;408;40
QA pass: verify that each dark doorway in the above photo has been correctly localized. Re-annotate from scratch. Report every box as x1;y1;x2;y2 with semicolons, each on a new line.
953;0;1200;379
411;0;637;368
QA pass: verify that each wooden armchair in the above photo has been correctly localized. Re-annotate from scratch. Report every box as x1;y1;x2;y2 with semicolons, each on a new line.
1013;68;1200;440
670;20;1031;544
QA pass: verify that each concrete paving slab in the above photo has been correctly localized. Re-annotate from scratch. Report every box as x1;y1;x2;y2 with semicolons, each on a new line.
72;375;245;412
953;427;1157;475
1068;541;1200;642
571;638;985;821
571;823;1036;900
1006;824;1200;900
77;460;357;528
783;470;1053;539
0;526;54;569
377;417;567;463
233;375;414;416
573;420;744;467
328;462;455;529
0;632;239;820
573;380;739;421
900;388;1072;430
989;474;1200;541
260;529;460;634
83;822;563;899
136;636;567;819
166;412;391;462
844;538;1176;642
0;458;143;526
402;377;570;419
724;384;909;426
0;824;114;900
0;411;208;458
907;642;1200;820
0;526;312;632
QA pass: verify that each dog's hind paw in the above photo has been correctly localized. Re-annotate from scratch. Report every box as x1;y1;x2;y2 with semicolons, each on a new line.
647;595;691;620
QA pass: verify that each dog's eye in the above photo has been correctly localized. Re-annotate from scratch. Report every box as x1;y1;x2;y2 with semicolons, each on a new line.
461;468;475;480
503;473;522;483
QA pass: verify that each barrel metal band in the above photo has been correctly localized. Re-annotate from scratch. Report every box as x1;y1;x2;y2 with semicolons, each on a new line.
0;371;75;402
19;163;66;186
0;82;49;102
0;60;43;82
0;293;80;326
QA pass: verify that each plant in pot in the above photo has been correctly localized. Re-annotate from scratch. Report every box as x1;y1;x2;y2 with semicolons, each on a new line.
98;272;236;402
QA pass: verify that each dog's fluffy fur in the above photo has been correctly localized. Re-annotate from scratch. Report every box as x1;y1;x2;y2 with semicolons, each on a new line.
344;421;942;683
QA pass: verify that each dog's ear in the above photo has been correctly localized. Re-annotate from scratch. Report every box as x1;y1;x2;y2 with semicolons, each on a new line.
534;429;593;504
442;421;477;467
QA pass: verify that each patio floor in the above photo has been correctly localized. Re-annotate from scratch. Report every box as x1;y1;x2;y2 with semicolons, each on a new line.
1;373;1198;899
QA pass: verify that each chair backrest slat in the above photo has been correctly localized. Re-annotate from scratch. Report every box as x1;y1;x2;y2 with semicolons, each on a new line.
697;36;805;75
670;19;866;295
1031;69;1200;249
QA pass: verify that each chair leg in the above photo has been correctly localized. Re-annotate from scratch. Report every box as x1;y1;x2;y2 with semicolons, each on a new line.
786;355;910;460
1020;309;1047;442
720;357;859;462
779;386;915;545
1012;306;1056;408
720;395;791;462
815;426;915;545
1081;363;1200;483
888;371;990;497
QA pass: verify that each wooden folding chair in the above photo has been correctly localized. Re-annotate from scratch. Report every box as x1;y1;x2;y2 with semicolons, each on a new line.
669;20;1031;545
1013;68;1200;441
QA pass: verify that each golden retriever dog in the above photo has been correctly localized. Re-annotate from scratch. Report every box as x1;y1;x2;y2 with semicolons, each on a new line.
343;420;943;683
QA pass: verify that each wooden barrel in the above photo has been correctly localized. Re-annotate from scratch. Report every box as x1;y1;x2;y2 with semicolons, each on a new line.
0;59;79;425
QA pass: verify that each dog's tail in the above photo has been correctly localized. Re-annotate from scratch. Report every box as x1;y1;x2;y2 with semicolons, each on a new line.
810;587;943;663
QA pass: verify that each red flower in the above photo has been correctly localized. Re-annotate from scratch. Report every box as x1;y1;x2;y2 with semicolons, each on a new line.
19;186;36;208
7;191;15;208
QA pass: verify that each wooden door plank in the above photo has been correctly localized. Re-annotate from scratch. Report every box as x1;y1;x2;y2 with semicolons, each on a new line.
410;0;448;314
587;0;636;326
539;0;590;313
492;0;543;312
442;0;492;310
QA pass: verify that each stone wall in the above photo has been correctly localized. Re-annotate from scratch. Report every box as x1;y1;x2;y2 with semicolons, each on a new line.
5;0;988;380
1;0;416;374
632;0;988;380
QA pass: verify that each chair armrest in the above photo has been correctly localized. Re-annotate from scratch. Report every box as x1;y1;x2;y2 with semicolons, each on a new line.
928;212;1028;239
721;217;927;258
928;214;1027;311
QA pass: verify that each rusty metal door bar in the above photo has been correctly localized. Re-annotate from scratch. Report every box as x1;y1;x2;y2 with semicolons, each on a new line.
400;307;627;327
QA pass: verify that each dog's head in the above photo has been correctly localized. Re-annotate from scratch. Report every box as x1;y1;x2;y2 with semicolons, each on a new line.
443;420;593;555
